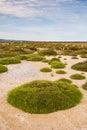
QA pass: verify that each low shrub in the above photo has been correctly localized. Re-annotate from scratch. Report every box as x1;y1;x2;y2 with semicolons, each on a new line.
0;57;21;65
19;55;29;60
0;64;8;73
27;54;45;62
41;59;49;63
51;61;65;69
48;58;60;65
80;54;87;58
7;80;82;114
0;51;18;58
71;61;87;72
39;49;57;56
82;82;87;90
70;74;85;80
40;67;52;72
56;70;66;74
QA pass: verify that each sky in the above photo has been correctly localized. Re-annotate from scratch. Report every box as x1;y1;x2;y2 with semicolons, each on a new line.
0;0;87;41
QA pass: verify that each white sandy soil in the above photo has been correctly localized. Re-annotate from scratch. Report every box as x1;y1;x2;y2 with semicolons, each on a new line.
0;55;87;130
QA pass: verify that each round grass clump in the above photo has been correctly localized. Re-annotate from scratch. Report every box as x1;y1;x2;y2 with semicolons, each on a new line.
70;74;85;80
0;64;8;73
50;61;65;69
48;58;60;65
27;54;45;62
82;82;87;90
7;80;82;114
40;67;52;72
71;61;87;72
0;57;21;65
56;70;66;74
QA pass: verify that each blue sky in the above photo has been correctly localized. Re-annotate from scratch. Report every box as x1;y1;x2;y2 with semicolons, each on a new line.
0;0;87;41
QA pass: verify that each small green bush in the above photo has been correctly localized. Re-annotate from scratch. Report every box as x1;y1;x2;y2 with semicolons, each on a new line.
82;82;87;90
0;57;21;65
48;58;65;69
51;61;65;69
71;61;87;72
70;74;85;80
0;64;8;73
56;70;66;74
48;58;60;65
27;54;45;62
7;80;82;114
40;67;52;72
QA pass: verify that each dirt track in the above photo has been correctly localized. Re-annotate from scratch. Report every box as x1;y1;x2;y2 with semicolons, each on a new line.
0;56;87;130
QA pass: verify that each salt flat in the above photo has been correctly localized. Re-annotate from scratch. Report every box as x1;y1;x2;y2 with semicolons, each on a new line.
0;56;87;130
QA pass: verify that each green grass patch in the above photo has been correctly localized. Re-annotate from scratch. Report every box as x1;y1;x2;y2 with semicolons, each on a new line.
71;61;87;72
7;80;82;114
48;58;60;64
48;58;65;69
0;57;21;65
51;61;65;69
56;70;66;74
70;74;85;80
40;67;52;72
0;64;8;73
82;82;87;90
27;54;45;62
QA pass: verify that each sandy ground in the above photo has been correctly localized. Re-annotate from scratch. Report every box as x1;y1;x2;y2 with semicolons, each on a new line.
0;55;87;130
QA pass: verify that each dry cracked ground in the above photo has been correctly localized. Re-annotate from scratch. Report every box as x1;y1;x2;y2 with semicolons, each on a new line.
0;55;87;130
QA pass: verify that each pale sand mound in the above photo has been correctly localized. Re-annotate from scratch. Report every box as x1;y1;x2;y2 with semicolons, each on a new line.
0;56;87;130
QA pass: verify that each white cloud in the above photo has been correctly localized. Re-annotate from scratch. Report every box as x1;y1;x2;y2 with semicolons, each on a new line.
0;0;73;18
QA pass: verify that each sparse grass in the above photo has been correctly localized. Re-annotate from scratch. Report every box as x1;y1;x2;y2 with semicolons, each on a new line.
82;82;87;90
0;64;8;73
0;57;21;65
56;70;66;74
71;61;87;72
70;74;85;80
40;67;52;72
7;80;82;114
39;48;57;56
27;54;45;62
